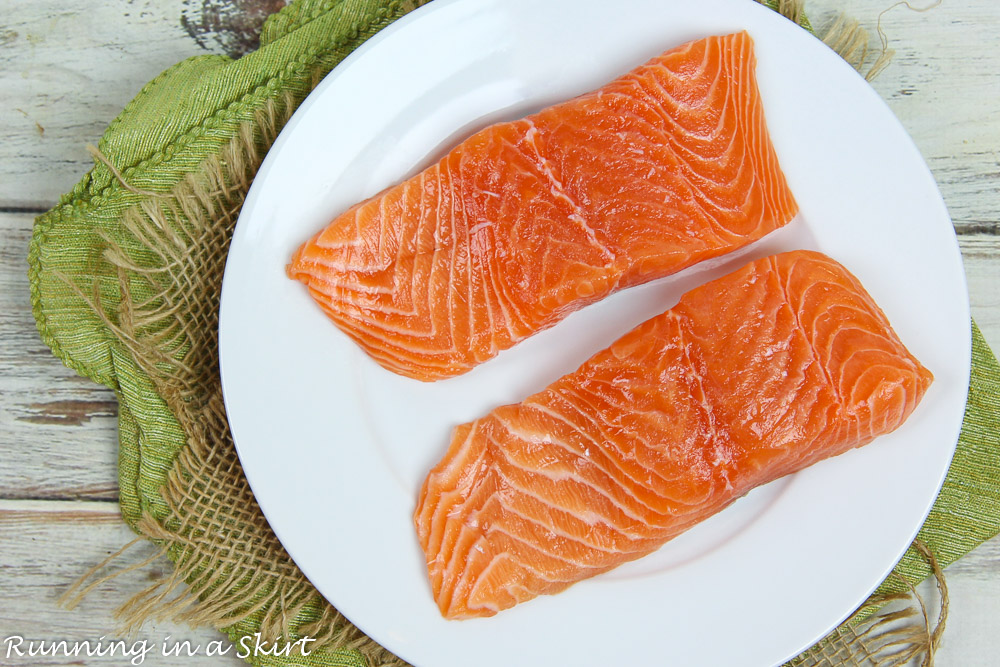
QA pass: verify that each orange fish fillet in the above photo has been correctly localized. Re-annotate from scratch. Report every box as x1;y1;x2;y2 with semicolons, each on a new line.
287;32;798;381
414;250;933;619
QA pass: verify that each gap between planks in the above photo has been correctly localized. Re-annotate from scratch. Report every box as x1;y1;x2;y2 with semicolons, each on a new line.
0;498;121;521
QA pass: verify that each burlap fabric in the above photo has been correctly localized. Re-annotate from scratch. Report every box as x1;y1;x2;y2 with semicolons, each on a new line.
27;0;1000;665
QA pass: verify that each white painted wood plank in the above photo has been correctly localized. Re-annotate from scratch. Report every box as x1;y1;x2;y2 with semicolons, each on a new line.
0;0;283;209
0;212;119;501
913;533;1000;667
808;0;1000;234
961;235;1000;355
0;502;244;666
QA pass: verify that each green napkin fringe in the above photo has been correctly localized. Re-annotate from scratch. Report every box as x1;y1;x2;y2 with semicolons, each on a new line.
31;1;432;665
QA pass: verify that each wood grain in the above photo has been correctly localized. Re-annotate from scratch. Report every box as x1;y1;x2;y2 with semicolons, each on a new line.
0;502;243;666
0;212;120;502
0;0;230;209
962;235;1000;354
0;499;119;523
181;0;287;58
915;536;1000;667
812;1;1000;235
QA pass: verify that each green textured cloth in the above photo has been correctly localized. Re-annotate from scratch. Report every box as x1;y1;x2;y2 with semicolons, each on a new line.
31;2;436;665
27;0;1000;665
30;0;434;532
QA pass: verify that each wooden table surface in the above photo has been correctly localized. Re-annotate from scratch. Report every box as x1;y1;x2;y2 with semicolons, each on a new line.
1;1;998;665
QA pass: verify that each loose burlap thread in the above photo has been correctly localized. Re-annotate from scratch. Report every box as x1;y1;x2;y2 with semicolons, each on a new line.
29;1;997;665
59;89;403;666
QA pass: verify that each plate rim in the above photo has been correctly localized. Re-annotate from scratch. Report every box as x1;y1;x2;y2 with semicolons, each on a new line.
219;0;972;664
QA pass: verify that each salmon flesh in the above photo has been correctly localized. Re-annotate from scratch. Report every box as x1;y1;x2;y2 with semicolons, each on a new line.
287;32;799;380
414;250;933;619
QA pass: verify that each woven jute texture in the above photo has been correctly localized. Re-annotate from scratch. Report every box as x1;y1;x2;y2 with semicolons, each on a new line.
27;1;1000;665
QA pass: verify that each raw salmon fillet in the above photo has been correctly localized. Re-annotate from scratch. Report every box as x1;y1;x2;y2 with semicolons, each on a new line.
414;250;933;619
287;31;798;381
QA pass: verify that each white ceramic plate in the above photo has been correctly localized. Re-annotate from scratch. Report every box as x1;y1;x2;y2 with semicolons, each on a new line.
218;0;971;665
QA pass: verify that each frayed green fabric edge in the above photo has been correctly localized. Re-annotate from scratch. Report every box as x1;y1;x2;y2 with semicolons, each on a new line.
29;1;432;664
30;0;426;525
